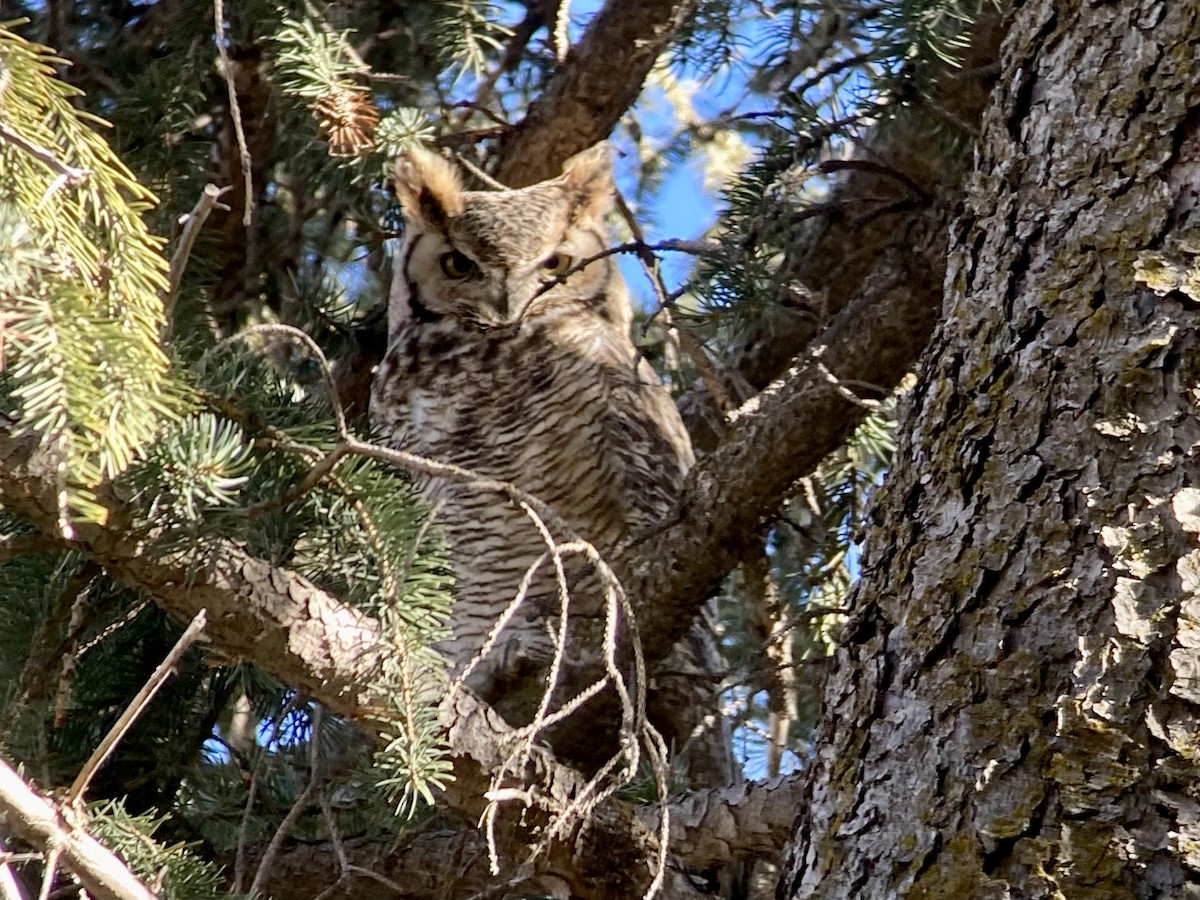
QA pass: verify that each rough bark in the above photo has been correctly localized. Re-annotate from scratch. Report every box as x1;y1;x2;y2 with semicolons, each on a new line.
252;774;802;900
650;773;802;873
492;0;699;188
782;2;1200;897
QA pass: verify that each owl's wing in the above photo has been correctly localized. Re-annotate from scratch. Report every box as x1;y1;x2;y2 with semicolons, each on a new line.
604;357;695;538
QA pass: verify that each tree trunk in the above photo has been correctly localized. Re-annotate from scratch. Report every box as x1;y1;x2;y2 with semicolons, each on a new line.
782;3;1200;898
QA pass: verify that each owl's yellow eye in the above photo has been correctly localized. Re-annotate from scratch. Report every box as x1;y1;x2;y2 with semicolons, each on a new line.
439;250;477;279
541;253;574;276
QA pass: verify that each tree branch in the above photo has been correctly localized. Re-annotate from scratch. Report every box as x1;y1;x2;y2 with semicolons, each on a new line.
608;12;1009;668
248;774;805;900
0;423;806;894
621;244;946;665
643;773;803;872
492;0;699;187
0;759;155;900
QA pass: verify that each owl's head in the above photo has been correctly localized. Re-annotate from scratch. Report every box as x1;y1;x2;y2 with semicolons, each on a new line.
388;145;627;331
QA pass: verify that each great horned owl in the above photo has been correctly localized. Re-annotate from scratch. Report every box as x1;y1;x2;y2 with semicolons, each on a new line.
370;146;726;778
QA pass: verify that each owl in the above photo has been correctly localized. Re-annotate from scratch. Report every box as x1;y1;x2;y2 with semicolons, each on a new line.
370;146;727;780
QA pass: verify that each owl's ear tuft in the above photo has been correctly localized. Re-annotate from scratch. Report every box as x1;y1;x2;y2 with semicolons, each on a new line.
559;143;613;224
393;146;464;228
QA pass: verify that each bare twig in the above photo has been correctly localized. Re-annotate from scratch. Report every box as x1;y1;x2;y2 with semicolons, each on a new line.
54;566;105;728
553;0;570;61
231;773;260;893
249;705;323;897
811;348;882;411
741;542;794;778
453;7;544;130
526;237;719;306
452;151;508;190
73;599;151;658
233;690;302;893
307;790;349;900
614;191;737;413
0;836;29;900
344;866;410;897
213;0;254;227
817;158;932;201
201;324;349;435
163;183;229;340
33;850;57;900
0;852;41;866
67;610;208;803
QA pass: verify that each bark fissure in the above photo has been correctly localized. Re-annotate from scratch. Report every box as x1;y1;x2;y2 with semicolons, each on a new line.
782;2;1200;897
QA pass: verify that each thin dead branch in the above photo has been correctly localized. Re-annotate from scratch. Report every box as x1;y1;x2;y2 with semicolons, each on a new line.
67;609;208;803
249;705;323;897
163;183;229;339
213;0;253;228
0;760;156;900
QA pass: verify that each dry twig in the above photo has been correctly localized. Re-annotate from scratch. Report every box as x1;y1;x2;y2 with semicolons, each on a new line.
163;183;230;339
0;760;156;900
67;610;208;803
213;0;254;227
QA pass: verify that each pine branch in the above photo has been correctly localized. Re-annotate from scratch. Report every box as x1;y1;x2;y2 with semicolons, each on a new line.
725;12;1007;395
0;759;156;900
0;428;664;899
0;123;88;185
247;772;806;900
493;0;700;187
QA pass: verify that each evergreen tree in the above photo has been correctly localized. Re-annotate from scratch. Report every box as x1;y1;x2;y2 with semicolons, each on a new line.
0;1;1125;898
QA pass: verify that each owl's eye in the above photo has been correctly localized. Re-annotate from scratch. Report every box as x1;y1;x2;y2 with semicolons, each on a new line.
439;250;477;279
541;253;574;276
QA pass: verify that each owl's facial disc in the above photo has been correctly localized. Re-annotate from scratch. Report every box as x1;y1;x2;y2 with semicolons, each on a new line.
394;167;616;330
400;230;511;325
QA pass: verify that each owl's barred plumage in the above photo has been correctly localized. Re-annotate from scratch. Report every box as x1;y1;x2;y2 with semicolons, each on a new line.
370;146;727;780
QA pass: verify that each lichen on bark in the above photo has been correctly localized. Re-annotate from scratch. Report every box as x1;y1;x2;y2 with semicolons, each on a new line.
782;2;1200;897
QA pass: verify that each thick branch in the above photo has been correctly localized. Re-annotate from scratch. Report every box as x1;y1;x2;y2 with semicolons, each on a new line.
623;243;944;663
493;0;699;187
0;430;384;719
250;774;803;900
611;14;1008;666
643;773;802;872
